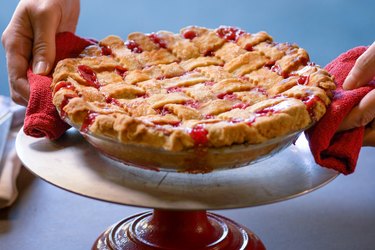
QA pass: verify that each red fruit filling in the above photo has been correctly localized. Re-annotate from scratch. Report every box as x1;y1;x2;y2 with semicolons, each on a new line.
167;86;183;93
302;95;322;118
77;65;100;88
101;46;112;56
182;30;197;40
105;97;121;106
125;40;143;53
244;44;253;51
60;93;79;119
255;107;276;116
54;81;76;93
232;103;249;109
148;33;167;48
217;92;238;100
190;124;208;146
81;111;99;133
115;66;128;78
297;75;309;85
184;100;200;109
216;26;245;42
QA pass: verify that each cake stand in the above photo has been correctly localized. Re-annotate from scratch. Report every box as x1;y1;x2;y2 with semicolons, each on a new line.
16;128;338;249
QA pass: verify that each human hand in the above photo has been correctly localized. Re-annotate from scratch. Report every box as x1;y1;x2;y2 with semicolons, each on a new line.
1;0;80;106
339;42;375;146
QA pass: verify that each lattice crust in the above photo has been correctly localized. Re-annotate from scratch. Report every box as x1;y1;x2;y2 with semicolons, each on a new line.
52;26;336;151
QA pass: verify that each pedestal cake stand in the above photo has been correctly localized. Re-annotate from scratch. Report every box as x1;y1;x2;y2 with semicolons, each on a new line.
16;128;338;249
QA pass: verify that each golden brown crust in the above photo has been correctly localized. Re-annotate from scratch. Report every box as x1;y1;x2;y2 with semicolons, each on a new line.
52;26;335;151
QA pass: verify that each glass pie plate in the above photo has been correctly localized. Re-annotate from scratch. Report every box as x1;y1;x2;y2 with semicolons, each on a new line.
66;118;304;173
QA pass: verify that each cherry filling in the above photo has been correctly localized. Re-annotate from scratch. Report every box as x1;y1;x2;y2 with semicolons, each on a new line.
245;117;256;126
217;92;238;100
302;95;322;118
138;93;149;99
101;46;112;56
244;44;253;51
54;81;76;94
77;65;100;89
204;81;216;86
270;64;282;74
125;40;143;53
216;26;245;42
229;117;256;127
204;114;215;119
158;107;172;116
255;107;276;116
231;103;249;109
270;64;289;78
228;105;280;127
239;76;250;81
182;29;197;40
80;111;99;133
114;66;128;78
297;75;310;85
170;121;182;127
184;100;200;109
190;124;209;146
105;97;121;106
265;60;276;69
156;75;166;80
60;93;78;119
167;86;183;93
148;33;167;48
254;87;268;96
204;50;215;57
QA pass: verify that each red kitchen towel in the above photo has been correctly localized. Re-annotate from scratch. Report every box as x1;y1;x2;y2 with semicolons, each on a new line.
305;46;375;175
24;32;95;140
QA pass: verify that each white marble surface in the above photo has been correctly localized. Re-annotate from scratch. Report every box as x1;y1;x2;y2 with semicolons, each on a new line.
0;133;374;249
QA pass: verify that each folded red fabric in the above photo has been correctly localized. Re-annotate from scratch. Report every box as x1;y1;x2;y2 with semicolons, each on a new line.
24;32;95;140
306;46;375;175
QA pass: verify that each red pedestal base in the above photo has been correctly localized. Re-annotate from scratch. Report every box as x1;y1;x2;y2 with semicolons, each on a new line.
93;209;265;250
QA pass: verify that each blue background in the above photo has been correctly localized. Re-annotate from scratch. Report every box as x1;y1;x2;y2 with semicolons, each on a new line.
1;0;374;96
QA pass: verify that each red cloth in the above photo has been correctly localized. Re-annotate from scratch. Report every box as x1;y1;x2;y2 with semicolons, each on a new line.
306;46;375;175
24;32;95;140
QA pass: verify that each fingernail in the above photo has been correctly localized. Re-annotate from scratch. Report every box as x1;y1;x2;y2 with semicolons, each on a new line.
33;61;49;75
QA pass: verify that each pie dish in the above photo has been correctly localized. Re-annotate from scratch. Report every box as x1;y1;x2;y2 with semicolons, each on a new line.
51;26;335;170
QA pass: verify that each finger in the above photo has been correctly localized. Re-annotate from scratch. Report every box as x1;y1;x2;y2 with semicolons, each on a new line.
9;87;29;107
338;89;375;131
29;6;61;75
56;0;80;33
2;28;32;104
343;42;375;90
363;121;375;146
7;72;30;106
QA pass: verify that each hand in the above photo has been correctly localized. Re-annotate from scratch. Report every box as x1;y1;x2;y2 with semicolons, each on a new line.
1;0;80;106
339;42;375;146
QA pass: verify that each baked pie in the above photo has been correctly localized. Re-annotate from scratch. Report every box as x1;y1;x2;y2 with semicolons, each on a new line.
52;26;335;154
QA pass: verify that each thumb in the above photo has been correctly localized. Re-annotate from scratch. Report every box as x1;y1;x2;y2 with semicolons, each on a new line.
30;9;60;75
343;42;375;90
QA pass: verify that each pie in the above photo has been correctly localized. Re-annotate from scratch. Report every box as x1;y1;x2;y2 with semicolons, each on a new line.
51;26;336;153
